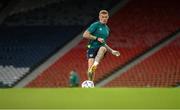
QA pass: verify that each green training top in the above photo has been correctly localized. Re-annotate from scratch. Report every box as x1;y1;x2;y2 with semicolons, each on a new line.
86;21;110;49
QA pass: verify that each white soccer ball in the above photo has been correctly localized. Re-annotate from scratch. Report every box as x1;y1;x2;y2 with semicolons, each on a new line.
81;80;94;88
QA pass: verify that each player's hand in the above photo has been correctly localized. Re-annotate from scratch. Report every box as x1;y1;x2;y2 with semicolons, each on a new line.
97;38;104;43
112;50;120;57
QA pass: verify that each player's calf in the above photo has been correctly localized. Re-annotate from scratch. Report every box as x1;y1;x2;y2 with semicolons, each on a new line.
88;72;94;81
94;46;107;66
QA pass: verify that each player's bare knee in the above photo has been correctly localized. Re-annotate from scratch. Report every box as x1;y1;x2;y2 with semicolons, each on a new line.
99;46;107;53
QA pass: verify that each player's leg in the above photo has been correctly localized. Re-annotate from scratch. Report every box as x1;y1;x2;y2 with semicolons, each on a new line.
94;46;107;65
88;58;94;68
89;46;107;74
87;47;98;81
87;58;94;81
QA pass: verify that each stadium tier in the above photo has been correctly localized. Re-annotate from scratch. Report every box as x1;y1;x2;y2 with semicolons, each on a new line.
27;0;180;87
105;35;180;87
3;0;119;26
0;26;82;87
10;0;59;15
0;0;119;87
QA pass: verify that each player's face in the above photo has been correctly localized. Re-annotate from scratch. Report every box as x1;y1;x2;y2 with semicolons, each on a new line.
99;14;109;24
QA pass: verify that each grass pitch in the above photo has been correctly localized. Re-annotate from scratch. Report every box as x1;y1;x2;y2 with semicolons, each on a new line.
0;88;180;109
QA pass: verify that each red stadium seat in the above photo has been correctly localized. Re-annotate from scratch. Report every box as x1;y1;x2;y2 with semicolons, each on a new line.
106;36;180;87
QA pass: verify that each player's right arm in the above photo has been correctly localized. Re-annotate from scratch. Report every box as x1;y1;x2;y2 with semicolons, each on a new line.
83;31;104;43
83;30;97;40
83;22;104;43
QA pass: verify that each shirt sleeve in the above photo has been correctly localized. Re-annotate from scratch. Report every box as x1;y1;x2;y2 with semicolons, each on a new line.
87;22;98;34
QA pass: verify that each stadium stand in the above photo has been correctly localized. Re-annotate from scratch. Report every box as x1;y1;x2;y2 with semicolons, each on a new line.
0;26;83;87
0;65;29;87
27;0;180;87
105;35;180;87
9;0;60;15
3;0;119;26
0;0;120;87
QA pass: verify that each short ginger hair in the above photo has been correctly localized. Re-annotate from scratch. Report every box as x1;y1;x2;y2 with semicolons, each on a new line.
99;10;109;15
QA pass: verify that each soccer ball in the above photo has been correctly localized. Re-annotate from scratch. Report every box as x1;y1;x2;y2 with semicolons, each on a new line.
81;80;94;88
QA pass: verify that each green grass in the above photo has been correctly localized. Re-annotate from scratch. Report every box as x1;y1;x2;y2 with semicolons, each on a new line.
0;88;180;109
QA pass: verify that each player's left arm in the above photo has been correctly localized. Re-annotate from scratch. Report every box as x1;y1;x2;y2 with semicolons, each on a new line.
104;43;120;57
